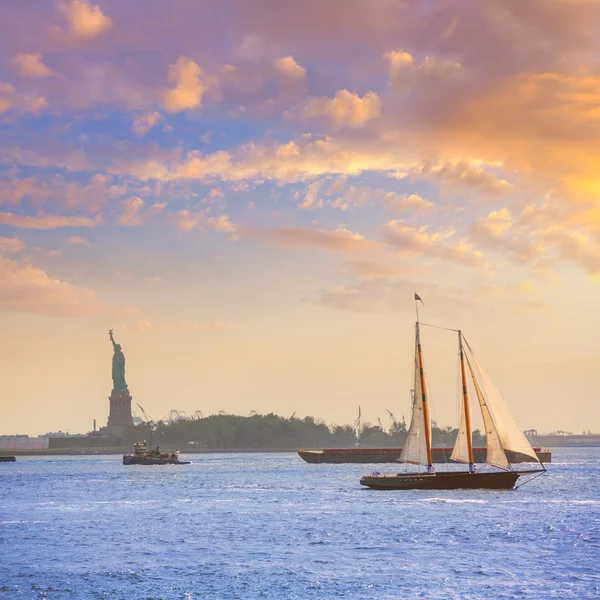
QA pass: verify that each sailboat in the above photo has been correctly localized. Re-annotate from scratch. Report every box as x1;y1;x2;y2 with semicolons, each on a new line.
360;320;546;490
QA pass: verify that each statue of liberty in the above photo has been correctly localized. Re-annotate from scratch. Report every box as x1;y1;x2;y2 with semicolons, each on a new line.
109;329;129;393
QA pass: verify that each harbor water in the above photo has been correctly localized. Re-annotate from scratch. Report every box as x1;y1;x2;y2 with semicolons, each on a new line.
1;449;599;599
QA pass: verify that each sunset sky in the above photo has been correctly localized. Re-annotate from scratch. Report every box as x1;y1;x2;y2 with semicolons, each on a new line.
1;1;599;436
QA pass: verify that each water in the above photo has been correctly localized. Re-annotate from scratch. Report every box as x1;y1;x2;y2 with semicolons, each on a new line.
1;449;599;599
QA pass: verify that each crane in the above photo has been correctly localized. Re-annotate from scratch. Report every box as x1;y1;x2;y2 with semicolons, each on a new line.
354;406;362;436
386;408;398;427
136;403;153;422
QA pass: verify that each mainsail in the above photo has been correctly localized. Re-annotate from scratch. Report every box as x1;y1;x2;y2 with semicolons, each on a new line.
399;330;431;466
462;338;540;468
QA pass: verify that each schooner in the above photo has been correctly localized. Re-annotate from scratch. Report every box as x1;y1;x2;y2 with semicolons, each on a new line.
360;307;546;490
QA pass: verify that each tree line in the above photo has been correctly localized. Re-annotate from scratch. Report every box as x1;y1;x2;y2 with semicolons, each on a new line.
126;413;485;450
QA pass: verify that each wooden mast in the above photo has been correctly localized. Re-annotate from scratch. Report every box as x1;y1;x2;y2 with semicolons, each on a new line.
458;331;474;470
416;321;433;469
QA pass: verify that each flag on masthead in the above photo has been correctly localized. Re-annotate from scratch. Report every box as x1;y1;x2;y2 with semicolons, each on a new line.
414;293;424;304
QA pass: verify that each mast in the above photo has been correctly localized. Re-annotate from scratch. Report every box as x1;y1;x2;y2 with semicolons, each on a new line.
458;331;474;470
416;321;433;469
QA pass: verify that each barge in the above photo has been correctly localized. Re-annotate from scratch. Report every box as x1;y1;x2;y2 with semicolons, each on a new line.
299;447;551;464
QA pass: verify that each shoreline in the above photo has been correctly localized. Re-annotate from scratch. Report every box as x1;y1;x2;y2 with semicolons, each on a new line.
2;445;600;457
1;448;302;456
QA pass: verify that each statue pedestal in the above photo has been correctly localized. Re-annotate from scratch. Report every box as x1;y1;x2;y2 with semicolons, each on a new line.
107;390;134;431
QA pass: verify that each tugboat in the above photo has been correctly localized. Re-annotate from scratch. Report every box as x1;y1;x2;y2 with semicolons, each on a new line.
122;442;190;465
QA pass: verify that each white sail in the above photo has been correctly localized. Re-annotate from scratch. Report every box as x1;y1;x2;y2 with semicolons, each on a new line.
399;336;430;465
467;357;510;470
450;398;471;465
465;340;540;467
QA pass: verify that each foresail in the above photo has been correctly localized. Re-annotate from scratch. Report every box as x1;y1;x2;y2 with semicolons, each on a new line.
399;338;429;465
467;358;510;470
465;341;541;466
450;402;470;464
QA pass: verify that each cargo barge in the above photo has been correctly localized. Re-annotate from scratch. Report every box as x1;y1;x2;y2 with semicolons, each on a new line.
299;447;551;464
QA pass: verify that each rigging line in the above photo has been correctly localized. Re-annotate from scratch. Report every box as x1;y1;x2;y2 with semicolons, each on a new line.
514;469;547;489
419;322;460;333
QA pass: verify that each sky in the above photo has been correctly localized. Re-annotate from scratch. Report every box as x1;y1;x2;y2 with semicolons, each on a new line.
1;0;599;436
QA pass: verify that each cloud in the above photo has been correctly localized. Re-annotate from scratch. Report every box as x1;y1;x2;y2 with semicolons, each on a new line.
309;278;415;314
0;177;49;206
288;90;381;129
413;162;512;198
326;185;434;214
66;236;92;246
131;112;162;137
113;135;423;184
121;318;233;333
161;57;213;113
383;220;484;267
381;192;434;214
11;53;53;78
0;83;16;113
59;0;112;38
207;214;238;235
273;56;306;79
0;212;102;229
309;277;546;316
341;261;409;279
384;50;461;89
298;181;322;209
257;226;376;253
115;196;144;226
467;203;600;277
0;237;25;255
0;174;125;214
169;209;238;236
116;197;166;226
0;82;48;115
0;256;105;317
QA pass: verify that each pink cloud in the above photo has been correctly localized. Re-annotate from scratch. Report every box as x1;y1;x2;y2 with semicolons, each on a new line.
0;212;102;229
0;256;106;317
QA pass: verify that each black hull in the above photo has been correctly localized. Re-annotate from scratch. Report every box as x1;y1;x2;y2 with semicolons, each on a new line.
360;470;521;490
122;455;190;465
299;449;551;464
0;456;16;462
